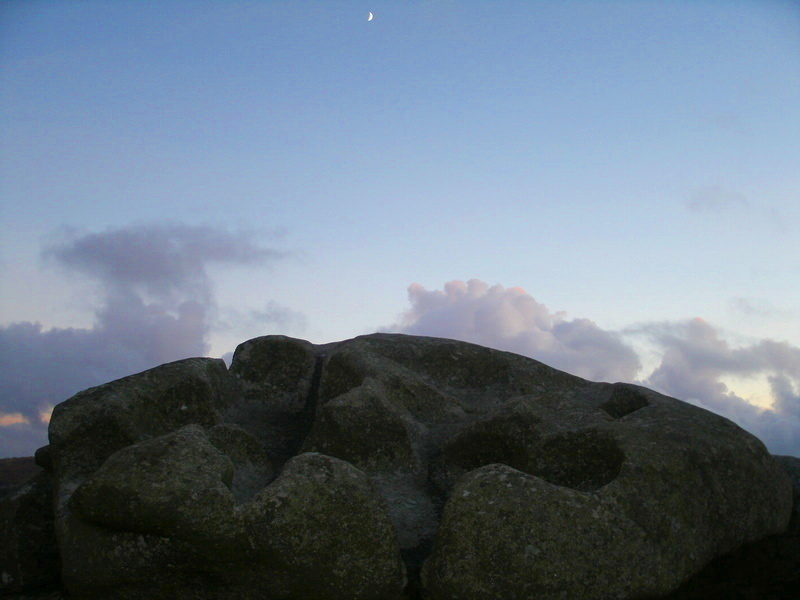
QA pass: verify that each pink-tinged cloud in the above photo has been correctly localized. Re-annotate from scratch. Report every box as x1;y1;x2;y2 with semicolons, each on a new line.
38;407;54;424
390;279;641;383
632;317;800;456
0;412;30;426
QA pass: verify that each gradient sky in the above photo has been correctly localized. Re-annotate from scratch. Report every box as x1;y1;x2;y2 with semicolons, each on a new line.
1;0;799;458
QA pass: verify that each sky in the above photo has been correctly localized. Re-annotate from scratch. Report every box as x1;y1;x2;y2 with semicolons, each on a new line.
1;0;799;458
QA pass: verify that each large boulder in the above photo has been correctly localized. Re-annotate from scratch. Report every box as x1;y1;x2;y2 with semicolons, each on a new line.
40;333;792;599
779;455;800;534
238;452;407;599
61;435;404;599
660;454;800;599
69;425;236;542
421;388;791;599
46;343;406;600
224;335;319;469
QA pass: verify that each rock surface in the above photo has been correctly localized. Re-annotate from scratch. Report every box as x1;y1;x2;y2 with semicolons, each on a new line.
659;454;800;599
2;333;794;599
0;471;60;594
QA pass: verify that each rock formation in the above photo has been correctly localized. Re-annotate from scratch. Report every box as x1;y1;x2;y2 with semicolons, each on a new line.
1;333;794;599
0;471;59;595
660;453;800;599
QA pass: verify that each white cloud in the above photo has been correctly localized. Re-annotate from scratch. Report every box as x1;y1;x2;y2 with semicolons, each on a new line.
388;279;641;383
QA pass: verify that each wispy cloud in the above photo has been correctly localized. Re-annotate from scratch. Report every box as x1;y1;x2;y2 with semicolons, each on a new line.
728;297;793;321
685;186;749;211
684;186;792;234
0;222;297;457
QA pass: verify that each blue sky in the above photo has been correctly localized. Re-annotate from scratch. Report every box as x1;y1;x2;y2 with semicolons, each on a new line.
1;0;799;457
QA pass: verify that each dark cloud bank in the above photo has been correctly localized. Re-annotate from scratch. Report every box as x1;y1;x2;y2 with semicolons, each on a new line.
388;280;799;457
0;223;296;457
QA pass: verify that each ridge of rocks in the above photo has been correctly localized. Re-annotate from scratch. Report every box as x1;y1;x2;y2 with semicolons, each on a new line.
1;333;794;599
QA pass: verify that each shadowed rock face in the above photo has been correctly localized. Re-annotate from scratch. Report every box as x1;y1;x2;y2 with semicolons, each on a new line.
33;333;792;599
0;471;59;594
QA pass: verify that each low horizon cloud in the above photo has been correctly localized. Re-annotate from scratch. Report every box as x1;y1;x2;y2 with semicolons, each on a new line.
389;279;799;456
0;222;299;457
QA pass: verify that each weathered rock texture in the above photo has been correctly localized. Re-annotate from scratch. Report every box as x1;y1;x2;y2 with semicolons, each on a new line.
660;454;800;599
2;333;794;599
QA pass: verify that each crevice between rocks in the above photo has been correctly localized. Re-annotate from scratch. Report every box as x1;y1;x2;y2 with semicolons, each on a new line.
401;538;433;599
255;353;327;476
287;352;326;460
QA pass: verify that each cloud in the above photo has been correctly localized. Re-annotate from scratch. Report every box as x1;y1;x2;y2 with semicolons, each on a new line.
42;223;287;303
389;281;799;456
771;374;800;421
634;317;800;456
684;186;792;234
685;186;749;211
728;297;792;320
388;279;641;382
0;413;30;426
0;222;294;457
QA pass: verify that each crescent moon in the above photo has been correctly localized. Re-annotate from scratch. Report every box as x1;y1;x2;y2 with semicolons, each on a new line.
368;12;374;21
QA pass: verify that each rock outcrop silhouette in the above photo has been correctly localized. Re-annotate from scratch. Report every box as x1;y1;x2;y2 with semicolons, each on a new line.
1;333;794;599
